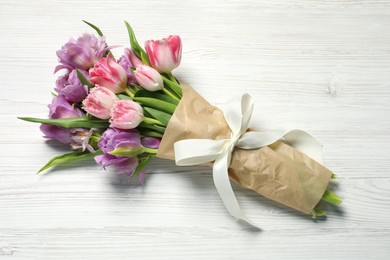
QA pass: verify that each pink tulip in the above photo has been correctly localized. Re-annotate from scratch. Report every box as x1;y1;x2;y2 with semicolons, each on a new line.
128;49;143;68
134;65;163;91
82;86;118;119
110;100;144;129
145;35;182;73
89;55;128;93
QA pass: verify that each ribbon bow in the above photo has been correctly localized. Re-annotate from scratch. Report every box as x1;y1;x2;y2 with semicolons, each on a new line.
174;94;323;227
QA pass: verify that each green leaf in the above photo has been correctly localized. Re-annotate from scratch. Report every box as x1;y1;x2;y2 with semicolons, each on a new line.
76;69;94;88
139;122;166;133
144;107;171;126
133;154;154;176
83;20;104;36
124;21;144;58
117;94;132;100
135;89;179;105
140;51;150;66
162;76;183;97
38;150;103;173
109;146;145;157
18;117;109;129
140;130;163;138
153;124;166;132
143;116;164;126
133;97;176;115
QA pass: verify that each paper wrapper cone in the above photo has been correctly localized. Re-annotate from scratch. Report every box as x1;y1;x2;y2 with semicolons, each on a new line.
157;85;332;214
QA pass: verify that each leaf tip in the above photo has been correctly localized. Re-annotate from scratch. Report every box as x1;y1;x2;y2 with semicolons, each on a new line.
36;167;45;174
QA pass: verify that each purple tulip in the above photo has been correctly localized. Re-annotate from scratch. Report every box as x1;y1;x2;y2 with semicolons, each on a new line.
142;137;161;149
98;128;142;154
70;129;95;152
40;124;73;144
55;69;89;103
117;48;140;85
48;95;84;119
55;33;106;72
40;95;84;144
94;128;142;176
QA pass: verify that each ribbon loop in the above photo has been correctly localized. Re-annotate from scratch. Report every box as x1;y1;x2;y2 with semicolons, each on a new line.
174;93;323;227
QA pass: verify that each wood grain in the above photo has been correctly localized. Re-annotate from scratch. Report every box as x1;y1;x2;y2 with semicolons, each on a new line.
1;0;390;258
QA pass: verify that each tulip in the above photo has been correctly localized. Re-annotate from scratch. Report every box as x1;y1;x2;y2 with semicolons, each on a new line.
142;137;161;149
82;86;118;119
133;65;163;91
55;33;106;72
145;35;182;73
95;154;138;176
40;95;84;144
40;124;73;144
118;48;142;85
97;128;143;154
110;100;144;129
128;48;143;68
94;128;141;176
89;55;128;93
70;129;95;152
48;95;84;119
55;69;89;103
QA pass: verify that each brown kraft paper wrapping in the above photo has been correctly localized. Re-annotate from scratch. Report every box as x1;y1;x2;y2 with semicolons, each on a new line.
157;85;333;214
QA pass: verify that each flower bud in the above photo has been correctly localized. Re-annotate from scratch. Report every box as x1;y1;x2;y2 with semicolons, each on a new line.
82;86;118;119
134;65;163;91
128;48;143;68
118;48;142;85
70;129;95;152
145;35;182;73
95;128;142;176
142;137;161;148
40;95;84;144
55;69;89;103
89;55;128;93
110;100;144;129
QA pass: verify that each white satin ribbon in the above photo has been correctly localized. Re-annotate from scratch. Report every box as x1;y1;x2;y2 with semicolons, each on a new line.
174;94;323;227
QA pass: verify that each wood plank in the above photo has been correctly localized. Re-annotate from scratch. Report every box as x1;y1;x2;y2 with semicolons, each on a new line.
1;0;390;258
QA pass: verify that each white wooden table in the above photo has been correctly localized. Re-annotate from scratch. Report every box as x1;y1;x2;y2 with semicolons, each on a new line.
1;1;389;259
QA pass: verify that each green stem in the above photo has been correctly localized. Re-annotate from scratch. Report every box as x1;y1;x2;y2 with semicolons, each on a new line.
162;77;182;98
90;135;101;143
143;116;164;126
162;87;180;101
125;86;135;98
139;123;165;133
140;130;163;138
167;72;178;84
144;147;158;154
312;207;326;218
321;189;342;206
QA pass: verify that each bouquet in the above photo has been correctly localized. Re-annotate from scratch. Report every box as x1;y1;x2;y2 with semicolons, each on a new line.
20;21;341;226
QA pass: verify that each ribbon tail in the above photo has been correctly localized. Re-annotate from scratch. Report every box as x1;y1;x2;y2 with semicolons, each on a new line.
213;152;259;228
